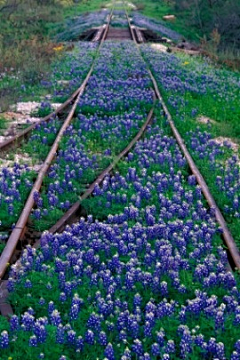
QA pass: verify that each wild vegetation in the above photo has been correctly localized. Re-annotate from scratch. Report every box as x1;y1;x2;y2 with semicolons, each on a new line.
0;0;107;110
132;0;240;69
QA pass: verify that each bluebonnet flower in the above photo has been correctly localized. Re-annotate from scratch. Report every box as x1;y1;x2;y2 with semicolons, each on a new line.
29;335;38;347
160;281;168;296
162;354;170;360
67;330;76;345
85;329;94;345
128;320;139;339
180;328;193;358
33;321;47;344
132;339;143;356
151;343;160;356
10;315;19;331
56;324;65;344
121;347;131;360
87;312;101;331
0;331;9;348
39;297;46;306
208;337;217;355
216;342;225;359
231;352;240;360
104;343;115;360
48;301;55;314
156;329;165;346
21;311;35;331
59;292;67;303
76;336;84;351
165;340;175;353
235;340;240;353
7;277;15;292
98;331;108;346
50;310;62;326
69;304;80;321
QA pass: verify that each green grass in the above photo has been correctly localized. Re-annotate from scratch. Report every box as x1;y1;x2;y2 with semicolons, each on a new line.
170;53;239;139
0;116;8;135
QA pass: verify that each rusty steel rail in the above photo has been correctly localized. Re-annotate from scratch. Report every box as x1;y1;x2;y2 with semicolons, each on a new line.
0;83;86;279
134;27;145;44
125;8;240;270
0;86;82;152
0;11;112;153
149;73;240;269
0;10;113;280
47;104;155;235
92;25;107;42
0;100;155;318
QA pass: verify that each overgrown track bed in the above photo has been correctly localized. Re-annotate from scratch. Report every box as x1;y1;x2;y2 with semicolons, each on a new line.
27;9;240;273
35;8;240;272
125;9;240;271
0;23;155;280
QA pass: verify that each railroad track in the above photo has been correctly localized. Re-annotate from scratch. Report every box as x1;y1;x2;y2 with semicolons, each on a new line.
0;5;240;324
0;8;153;281
0;8;113;277
38;9;240;270
45;7;240;272
124;9;240;271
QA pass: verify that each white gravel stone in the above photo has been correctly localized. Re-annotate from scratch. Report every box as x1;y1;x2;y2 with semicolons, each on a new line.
197;115;217;125
151;43;168;53
213;137;239;152
10;101;61;115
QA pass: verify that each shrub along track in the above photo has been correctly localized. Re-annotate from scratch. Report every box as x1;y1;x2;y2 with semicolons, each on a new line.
0;13;112;154
0;4;239;343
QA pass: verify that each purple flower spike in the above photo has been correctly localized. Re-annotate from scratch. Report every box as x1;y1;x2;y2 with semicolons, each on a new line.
104;343;115;360
0;331;9;349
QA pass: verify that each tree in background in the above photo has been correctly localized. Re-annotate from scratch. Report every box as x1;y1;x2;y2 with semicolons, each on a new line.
174;0;240;50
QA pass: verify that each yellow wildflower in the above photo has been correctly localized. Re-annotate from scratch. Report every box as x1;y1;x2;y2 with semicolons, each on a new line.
8;357;13;360
53;45;64;52
183;61;190;66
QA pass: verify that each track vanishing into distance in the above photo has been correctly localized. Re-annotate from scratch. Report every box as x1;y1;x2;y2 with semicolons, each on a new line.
0;5;240;319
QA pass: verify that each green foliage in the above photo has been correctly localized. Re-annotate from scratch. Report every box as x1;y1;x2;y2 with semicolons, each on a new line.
0;116;8;134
